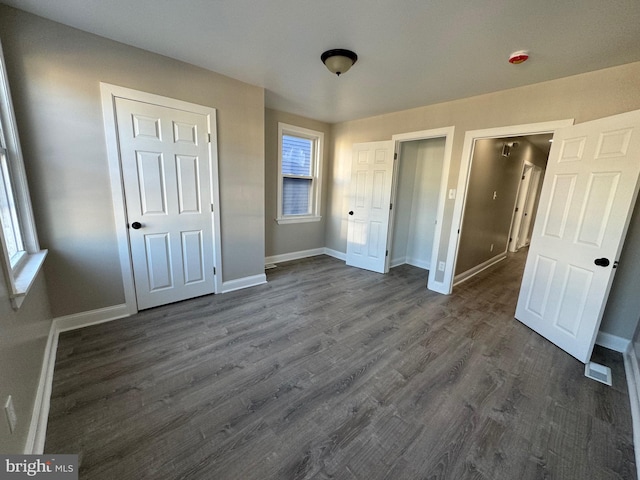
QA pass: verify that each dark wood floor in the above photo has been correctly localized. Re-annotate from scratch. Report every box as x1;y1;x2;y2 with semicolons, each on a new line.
45;252;636;480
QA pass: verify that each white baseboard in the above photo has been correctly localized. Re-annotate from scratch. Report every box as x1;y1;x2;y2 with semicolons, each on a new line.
428;277;451;295
54;304;130;333
24;324;57;454
221;274;267;293
323;248;346;261
406;257;430;270
24;304;131;454
390;257;430;270
453;253;506;286
596;331;631;353
265;247;347;266
390;256;406;268
265;248;325;265
623;344;640;480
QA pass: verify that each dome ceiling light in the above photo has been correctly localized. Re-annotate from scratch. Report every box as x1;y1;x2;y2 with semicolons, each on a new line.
321;49;358;76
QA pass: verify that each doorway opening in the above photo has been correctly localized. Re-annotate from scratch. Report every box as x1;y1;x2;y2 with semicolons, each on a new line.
389;137;445;271
454;133;552;285
389;127;455;294
448;120;573;289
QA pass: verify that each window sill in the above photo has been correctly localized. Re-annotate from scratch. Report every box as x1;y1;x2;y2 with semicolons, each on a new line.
9;249;47;310
276;215;322;225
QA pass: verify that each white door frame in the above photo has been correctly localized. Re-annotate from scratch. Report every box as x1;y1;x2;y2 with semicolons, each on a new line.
517;164;543;250
447;120;574;289
390;126;455;294
509;161;535;253
100;83;223;314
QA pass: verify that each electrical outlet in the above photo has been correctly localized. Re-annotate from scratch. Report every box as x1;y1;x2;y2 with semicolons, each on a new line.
438;261;446;272
5;395;17;433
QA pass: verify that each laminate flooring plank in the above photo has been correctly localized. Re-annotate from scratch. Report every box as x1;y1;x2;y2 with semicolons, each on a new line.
45;252;636;479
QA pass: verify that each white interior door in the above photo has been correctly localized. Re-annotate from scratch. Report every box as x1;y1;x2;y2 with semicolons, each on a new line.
115;97;216;310
515;109;640;362
346;141;395;273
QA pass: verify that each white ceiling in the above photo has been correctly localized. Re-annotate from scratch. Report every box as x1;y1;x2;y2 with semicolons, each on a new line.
3;0;640;124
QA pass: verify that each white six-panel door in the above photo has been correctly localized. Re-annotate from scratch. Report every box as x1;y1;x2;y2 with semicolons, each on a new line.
346;141;395;273
115;98;215;310
515;109;640;362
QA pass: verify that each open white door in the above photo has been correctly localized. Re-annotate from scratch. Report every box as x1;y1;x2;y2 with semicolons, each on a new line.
515;109;640;362
346;141;395;273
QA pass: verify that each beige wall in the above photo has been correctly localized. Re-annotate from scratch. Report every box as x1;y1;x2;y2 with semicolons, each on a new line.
328;61;640;339
0;5;265;317
264;108;331;258
0;272;52;453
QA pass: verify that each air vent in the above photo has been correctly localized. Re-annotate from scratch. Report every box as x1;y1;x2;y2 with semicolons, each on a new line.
584;362;612;386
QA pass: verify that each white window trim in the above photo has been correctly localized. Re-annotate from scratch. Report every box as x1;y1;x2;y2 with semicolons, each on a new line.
0;39;47;310
276;122;323;225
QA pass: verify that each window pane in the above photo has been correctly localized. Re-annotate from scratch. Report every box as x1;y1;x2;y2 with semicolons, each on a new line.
282;135;312;176
0;151;23;263
283;177;311;215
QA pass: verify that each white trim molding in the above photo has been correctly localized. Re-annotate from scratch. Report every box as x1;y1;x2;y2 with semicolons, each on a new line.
221;274;267;293
454;253;507;286
595;331;631;353
25;304;131;454
24;325;57;454
623;344;640;480
265;248;325;265
54;304;130;333
324;248;346;261
265;247;348;267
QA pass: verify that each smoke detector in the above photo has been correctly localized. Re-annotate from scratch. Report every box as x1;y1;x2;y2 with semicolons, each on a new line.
508;50;529;64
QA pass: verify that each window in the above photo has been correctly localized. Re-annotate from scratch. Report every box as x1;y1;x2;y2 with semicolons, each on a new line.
0;39;46;309
277;123;324;224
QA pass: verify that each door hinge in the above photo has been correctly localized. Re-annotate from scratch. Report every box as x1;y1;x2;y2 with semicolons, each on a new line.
522;175;525;180
394;152;398;160
515;207;519;212
213;267;216;275
208;133;212;143
211;203;214;212
386;250;389;257
390;203;393;211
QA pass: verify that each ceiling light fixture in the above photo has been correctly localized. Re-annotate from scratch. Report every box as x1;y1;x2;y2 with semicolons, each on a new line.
321;49;358;76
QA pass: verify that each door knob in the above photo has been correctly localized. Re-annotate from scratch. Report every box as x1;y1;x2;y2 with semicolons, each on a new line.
594;257;610;267
131;221;142;230
348;211;354;215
